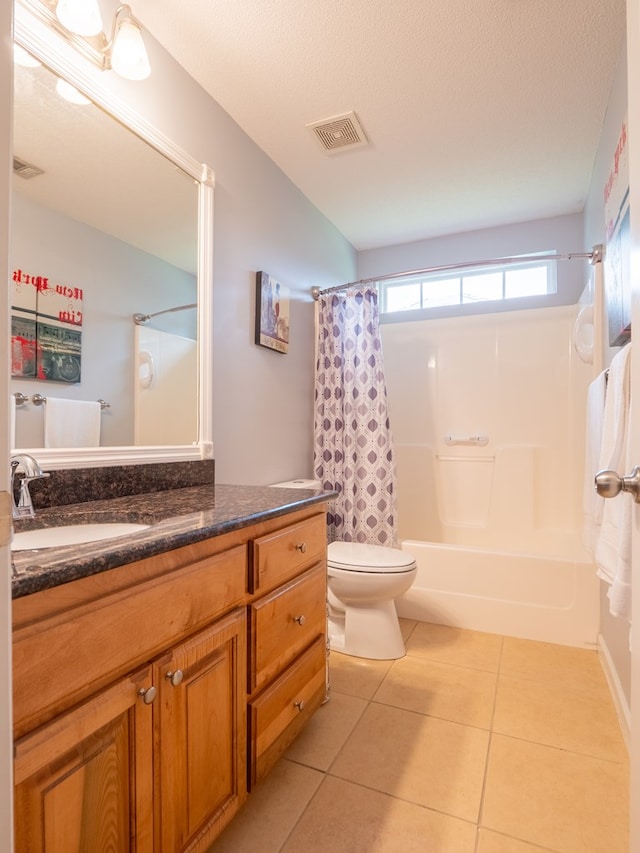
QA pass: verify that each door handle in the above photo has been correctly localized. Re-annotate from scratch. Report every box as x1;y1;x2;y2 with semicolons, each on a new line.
595;467;640;502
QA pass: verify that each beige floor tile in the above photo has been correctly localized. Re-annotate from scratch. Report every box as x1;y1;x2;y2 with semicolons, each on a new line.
207;759;323;853
477;828;556;852
482;734;629;853
399;616;418;643
285;691;368;771
406;621;503;672
330;702;489;822
329;650;393;699
282;775;477;853
500;637;609;698
374;654;497;729
493;674;628;762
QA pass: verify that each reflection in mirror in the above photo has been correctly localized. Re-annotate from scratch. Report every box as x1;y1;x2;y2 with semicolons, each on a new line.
10;41;205;458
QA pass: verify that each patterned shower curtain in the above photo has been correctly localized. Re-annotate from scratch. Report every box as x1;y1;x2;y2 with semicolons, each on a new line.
314;285;398;545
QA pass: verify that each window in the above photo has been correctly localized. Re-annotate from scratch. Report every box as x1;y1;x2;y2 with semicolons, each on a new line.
378;255;557;315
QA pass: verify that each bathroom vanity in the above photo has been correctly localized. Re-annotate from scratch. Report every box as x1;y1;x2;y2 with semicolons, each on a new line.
11;483;330;853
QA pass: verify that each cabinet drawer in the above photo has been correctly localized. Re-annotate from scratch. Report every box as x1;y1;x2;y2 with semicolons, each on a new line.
13;544;247;737
251;514;326;593
249;637;326;787
249;563;326;693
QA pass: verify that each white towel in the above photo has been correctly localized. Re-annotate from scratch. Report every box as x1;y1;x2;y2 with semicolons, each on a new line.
597;344;632;475
9;394;16;450
582;371;607;553
607;421;633;620
594;344;632;621
44;398;101;448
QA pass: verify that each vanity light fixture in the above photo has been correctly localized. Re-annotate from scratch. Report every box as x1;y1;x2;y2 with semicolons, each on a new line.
108;5;151;81
55;0;103;37
55;76;92;105
17;0;151;81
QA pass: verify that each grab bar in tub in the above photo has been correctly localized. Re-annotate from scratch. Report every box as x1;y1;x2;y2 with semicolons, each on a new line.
444;434;489;447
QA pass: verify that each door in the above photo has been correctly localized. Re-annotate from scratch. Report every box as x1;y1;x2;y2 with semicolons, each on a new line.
155;608;247;853
0;3;13;850
13;667;154;853
626;2;640;850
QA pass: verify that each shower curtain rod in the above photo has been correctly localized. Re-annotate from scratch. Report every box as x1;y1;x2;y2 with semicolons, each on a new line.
310;244;604;299
133;303;197;325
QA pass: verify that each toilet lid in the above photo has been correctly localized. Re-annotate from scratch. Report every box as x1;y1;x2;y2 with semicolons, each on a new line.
328;541;417;573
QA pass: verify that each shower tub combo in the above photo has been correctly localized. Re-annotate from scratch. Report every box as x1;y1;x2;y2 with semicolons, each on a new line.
396;537;597;648
382;306;599;648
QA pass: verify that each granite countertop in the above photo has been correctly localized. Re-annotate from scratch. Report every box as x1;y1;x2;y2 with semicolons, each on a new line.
11;484;334;599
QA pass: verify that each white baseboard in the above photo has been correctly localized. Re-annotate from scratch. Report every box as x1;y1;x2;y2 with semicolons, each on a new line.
597;632;631;752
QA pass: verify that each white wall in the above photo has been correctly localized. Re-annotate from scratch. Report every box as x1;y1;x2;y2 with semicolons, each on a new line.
583;41;632;708
358;212;587;311
11;194;196;448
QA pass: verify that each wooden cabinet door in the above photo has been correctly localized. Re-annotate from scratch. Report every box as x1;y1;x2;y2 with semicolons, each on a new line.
155;607;247;853
14;666;154;853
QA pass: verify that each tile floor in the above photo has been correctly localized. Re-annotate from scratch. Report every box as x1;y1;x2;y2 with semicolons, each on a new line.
209;620;629;853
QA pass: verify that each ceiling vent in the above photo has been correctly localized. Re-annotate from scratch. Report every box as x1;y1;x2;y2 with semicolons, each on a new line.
306;111;368;154
13;156;44;180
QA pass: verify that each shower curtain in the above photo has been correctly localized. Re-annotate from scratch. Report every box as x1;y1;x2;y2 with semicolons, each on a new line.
314;286;397;545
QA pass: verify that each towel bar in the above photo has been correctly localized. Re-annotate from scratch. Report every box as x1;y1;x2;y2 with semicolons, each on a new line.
30;394;110;410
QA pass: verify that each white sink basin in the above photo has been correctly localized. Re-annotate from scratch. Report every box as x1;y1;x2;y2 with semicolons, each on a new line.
12;522;150;551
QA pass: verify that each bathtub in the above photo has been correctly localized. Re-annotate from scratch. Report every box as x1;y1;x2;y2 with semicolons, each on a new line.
396;538;600;648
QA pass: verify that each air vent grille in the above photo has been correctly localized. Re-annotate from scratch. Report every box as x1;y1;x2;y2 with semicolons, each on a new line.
13;156;44;180
306;111;368;154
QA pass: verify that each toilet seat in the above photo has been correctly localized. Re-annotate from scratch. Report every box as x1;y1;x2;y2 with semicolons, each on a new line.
328;542;417;574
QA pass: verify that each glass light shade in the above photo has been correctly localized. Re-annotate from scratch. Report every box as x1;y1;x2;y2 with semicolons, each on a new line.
14;44;41;68
55;77;92;105
56;0;104;37
110;18;151;80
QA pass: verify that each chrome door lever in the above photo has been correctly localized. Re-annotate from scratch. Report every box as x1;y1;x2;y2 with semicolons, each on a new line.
595;467;640;503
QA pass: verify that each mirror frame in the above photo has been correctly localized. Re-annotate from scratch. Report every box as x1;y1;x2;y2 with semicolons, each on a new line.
13;1;214;469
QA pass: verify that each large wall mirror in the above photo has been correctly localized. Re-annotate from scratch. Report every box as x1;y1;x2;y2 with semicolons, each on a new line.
11;2;214;469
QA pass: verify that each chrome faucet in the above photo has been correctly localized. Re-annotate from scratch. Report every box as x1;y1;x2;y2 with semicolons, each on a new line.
10;453;50;519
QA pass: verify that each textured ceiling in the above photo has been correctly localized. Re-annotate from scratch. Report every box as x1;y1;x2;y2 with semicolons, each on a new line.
131;0;626;251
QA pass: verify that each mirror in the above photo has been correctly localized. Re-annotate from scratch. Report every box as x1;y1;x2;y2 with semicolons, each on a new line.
11;3;214;469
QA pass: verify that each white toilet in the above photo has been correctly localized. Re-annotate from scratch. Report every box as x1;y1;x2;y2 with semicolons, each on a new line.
327;541;417;660
269;480;416;661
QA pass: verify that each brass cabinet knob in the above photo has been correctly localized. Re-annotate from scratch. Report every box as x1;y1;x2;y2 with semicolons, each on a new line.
294;700;305;712
165;669;184;687
138;685;157;705
294;614;306;626
295;542;307;553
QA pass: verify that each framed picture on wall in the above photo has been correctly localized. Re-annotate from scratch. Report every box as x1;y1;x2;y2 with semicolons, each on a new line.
255;271;290;354
10;266;83;382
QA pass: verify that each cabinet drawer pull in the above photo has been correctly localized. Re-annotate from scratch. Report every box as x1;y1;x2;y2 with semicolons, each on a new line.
294;700;305;712
165;669;184;687
294;542;307;553
294;614;306;626
138;685;157;705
